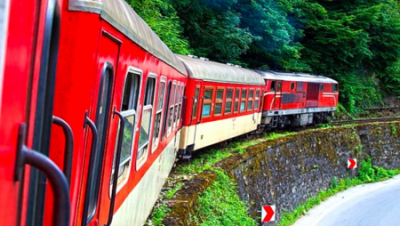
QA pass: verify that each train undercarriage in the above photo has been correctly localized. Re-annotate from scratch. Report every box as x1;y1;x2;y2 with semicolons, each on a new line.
263;112;334;130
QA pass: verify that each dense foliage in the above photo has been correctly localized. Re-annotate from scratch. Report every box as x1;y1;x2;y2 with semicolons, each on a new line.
128;0;400;113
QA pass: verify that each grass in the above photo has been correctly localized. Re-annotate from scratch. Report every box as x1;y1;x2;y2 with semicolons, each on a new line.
151;204;170;226
278;158;399;226
164;182;183;200
193;170;256;226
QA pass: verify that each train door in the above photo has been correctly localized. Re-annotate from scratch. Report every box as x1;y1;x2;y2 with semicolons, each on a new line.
1;0;70;225
80;32;119;226
191;80;203;151
273;80;283;109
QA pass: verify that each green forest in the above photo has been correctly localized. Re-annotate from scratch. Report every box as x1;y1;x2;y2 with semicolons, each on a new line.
128;0;400;114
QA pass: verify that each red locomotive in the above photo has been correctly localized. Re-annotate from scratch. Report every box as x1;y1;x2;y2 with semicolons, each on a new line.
0;0;339;225
256;71;339;129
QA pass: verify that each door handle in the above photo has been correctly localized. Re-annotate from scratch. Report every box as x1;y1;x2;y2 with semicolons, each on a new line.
52;116;74;183
81;111;99;226
14;124;70;226
105;109;125;226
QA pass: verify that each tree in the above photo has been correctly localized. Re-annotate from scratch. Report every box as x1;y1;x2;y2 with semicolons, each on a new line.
128;0;191;55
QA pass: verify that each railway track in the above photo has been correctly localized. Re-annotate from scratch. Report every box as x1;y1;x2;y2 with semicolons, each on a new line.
331;116;400;126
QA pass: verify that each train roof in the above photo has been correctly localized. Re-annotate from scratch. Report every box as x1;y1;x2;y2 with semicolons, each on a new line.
176;55;265;85
255;70;338;84
69;0;188;76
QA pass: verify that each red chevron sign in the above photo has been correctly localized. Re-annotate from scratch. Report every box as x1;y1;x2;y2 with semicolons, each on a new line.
347;158;357;169
262;205;275;222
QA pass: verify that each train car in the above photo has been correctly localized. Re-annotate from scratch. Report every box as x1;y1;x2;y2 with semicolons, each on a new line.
177;55;265;157
44;0;188;226
2;0;187;225
256;71;339;128
0;0;70;226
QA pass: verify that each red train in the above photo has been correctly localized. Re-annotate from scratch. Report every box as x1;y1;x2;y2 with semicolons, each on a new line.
0;0;338;225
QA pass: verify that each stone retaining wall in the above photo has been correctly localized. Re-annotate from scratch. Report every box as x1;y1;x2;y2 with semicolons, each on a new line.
217;122;400;225
163;122;400;225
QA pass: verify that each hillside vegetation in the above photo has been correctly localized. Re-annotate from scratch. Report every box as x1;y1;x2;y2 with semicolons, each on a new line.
128;0;400;114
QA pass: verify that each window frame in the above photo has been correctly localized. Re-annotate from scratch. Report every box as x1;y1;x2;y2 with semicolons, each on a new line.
333;84;338;92
255;89;261;110
177;84;185;125
247;89;254;112
136;73;157;170
202;86;214;118
173;82;181;128
136;104;153;170
151;76;166;153
112;66;143;193
270;81;276;91
224;88;234;115
214;87;224;117
167;81;176;136
192;86;200;121
234;88;240;114
240;88;247;113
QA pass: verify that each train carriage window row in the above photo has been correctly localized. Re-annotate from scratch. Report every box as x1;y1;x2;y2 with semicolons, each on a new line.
199;85;263;119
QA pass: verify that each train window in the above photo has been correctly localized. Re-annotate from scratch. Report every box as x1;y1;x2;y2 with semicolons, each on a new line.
135;75;156;169
152;77;166;153
320;84;324;91
162;81;172;139
225;88;233;115
167;82;176;136
202;87;214;117
255;90;260;110
177;85;185;124
248;89;254;111
192;87;200;120
234;88;240;113
175;83;184;127
333;84;338;92
173;83;180;127
214;88;224;116
270;81;276;91
291;83;295;91
277;82;281;91
240;89;247;112
297;82;304;92
122;72;140;111
112;70;141;193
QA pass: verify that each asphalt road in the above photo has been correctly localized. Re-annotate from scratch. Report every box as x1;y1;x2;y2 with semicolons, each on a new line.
294;175;400;226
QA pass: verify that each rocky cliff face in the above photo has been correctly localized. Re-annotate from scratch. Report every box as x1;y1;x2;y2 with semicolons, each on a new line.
217;122;400;225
